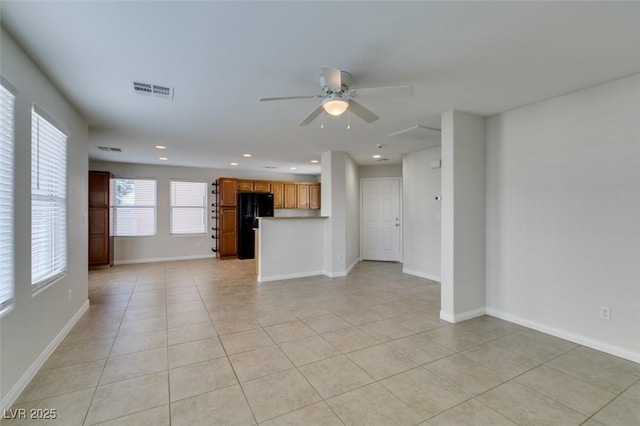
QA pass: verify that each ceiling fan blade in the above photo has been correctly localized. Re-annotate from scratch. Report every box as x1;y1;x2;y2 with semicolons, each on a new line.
321;67;342;92
259;95;321;102
349;85;413;98
298;104;324;126
349;100;379;123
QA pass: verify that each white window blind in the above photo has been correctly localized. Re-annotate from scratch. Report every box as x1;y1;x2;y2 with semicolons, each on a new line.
31;107;67;288
170;181;207;235
0;82;15;313
111;178;156;236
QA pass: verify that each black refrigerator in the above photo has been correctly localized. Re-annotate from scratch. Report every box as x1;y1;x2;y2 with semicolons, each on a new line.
237;192;274;259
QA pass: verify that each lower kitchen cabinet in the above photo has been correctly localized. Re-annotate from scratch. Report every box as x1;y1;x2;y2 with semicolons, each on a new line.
219;207;237;258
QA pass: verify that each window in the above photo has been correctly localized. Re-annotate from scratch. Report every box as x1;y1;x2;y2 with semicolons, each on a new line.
31;107;67;289
170;181;207;235
111;178;156;236
0;81;15;313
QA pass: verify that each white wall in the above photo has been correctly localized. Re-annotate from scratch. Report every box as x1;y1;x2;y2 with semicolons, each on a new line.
89;160;317;264
1;28;89;409
485;74;640;361
402;147;441;281
441;110;486;322
359;164;402;178
345;154;361;270
321;151;360;276
258;218;326;282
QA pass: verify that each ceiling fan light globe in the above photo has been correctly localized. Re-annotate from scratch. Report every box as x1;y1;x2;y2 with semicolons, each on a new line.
322;99;349;116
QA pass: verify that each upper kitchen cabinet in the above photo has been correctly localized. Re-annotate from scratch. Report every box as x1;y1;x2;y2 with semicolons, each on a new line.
219;178;238;207
296;184;310;209
253;181;271;193
284;183;297;209
238;180;271;193
271;182;284;208
237;180;253;192
310;184;321;210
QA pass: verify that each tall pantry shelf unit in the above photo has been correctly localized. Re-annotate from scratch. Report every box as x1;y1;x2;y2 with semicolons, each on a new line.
211;181;219;254
88;170;114;268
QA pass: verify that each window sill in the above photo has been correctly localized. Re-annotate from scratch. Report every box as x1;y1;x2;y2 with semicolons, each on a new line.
32;272;67;297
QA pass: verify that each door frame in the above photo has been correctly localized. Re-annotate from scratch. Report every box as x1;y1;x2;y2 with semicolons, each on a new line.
360;177;403;262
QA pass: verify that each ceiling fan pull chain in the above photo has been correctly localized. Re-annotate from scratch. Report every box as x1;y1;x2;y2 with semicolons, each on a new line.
347;110;351;130
320;113;324;129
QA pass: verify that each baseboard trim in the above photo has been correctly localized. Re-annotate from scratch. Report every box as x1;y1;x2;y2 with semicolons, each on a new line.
0;299;90;412
324;257;361;278
345;258;361;275
402;268;441;283
486;308;640;363
258;270;325;283
114;254;215;265
440;307;486;323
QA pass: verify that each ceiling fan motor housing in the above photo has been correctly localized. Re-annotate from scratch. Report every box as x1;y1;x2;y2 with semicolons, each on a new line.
319;71;352;94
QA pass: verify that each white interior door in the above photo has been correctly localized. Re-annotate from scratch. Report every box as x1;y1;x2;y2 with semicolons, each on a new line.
361;178;401;261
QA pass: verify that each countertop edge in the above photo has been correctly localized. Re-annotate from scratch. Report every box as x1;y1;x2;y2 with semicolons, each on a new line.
259;216;329;220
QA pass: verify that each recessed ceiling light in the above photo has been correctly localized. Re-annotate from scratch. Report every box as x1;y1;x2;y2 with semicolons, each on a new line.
290;167;297;170
242;153;252;158
230;162;238;166
155;145;167;150
310;160;319;164
159;157;168;161
372;154;382;159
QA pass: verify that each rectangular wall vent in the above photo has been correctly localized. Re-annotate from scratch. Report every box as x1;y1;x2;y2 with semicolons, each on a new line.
132;80;174;100
97;146;122;152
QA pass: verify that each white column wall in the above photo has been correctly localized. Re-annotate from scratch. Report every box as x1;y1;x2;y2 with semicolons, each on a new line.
344;154;361;272
441;110;486;322
321;151;360;276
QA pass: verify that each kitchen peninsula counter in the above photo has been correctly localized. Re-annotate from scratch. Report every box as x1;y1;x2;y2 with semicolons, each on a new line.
256;216;328;282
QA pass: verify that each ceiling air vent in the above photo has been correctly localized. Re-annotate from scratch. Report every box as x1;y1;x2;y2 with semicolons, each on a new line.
132;80;174;100
262;166;277;169
97;146;122;152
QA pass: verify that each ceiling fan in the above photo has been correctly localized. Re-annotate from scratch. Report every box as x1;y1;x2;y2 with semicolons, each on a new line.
259;67;413;126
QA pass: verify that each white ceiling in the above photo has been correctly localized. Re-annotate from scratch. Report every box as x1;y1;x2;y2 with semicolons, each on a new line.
1;1;638;175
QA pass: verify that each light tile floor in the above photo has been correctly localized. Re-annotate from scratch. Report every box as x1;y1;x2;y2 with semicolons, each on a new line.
6;259;640;425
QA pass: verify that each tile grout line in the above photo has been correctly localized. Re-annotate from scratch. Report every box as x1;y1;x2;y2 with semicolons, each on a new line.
81;269;140;425
199;275;260;426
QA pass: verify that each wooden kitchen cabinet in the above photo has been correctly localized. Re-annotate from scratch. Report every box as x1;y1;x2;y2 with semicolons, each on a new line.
238;180;270;193
219;178;238;207
237;180;253;192
297;184;310;209
253;181;271;192
216;177;321;259
88;171;113;268
284;183;297;209
219;207;237;258
271;182;284;208
310;184;321;209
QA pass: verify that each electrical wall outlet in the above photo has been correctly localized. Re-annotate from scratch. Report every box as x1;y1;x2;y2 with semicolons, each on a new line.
600;306;611;320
